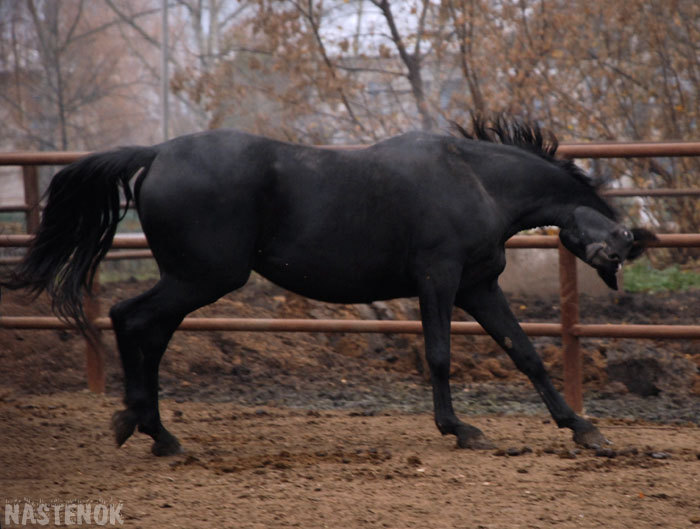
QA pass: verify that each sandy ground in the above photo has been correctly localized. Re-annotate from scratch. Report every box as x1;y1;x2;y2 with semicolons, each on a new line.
1;277;699;528
1;392;699;529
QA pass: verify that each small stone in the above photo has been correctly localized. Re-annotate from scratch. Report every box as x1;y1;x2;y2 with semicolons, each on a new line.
595;448;617;458
406;455;422;467
648;451;671;460
558;450;577;460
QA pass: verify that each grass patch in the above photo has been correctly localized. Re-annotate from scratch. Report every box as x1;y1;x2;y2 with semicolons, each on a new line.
623;258;700;292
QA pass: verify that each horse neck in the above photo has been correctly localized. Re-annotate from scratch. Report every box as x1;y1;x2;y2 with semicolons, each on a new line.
494;171;604;239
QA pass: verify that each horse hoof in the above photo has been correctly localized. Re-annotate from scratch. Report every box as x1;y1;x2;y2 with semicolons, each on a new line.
151;431;183;457
111;409;137;447
573;425;610;449
455;424;496;450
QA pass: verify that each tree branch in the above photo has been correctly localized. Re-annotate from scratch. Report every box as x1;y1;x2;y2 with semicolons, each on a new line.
372;0;433;130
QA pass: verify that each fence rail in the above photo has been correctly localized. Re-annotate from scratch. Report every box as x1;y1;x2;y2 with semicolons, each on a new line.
2;232;699;250
1;143;699;409
1;141;700;164
2;316;700;339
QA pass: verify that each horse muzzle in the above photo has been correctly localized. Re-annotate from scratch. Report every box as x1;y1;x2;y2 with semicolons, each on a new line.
585;242;623;290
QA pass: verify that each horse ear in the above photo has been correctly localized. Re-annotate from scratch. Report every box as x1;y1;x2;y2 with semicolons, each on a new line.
627;228;658;260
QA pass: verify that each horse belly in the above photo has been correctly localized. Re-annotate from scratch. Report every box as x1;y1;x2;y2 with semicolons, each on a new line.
253;250;414;304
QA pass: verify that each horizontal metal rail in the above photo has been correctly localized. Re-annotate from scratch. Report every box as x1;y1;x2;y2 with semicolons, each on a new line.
601;188;700;197
0;152;90;165
557;142;700;158
2;141;700;165
0;249;153;265
177;319;549;334
0;316;554;334
572;324;700;339
1;188;697;215
2;233;700;249
1;316;699;339
0;316;700;339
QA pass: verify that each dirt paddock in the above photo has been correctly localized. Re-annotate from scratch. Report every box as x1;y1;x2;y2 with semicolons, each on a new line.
1;392;699;529
1;280;699;527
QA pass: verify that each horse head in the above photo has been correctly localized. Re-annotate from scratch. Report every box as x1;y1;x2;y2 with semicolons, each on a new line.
559;206;657;290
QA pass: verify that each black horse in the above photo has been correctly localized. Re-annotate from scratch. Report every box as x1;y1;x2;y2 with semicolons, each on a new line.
1;116;655;456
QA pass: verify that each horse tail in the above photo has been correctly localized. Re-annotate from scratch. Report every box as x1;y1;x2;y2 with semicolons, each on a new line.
0;147;158;330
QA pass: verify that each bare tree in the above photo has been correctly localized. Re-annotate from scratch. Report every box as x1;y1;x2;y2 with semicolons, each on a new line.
0;0;161;150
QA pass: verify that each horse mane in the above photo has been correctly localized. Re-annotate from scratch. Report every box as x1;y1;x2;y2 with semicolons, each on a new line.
452;114;594;189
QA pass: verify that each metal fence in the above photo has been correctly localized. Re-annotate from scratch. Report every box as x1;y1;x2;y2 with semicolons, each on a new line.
1;143;699;412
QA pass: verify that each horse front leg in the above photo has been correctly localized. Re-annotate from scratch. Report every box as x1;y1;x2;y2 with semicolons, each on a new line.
418;266;495;449
456;281;608;448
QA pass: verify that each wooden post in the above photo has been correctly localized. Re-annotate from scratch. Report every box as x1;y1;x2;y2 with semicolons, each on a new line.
84;272;106;393
22;166;40;234
558;241;583;412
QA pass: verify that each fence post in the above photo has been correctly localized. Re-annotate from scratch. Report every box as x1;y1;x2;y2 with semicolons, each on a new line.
22;166;40;234
558;240;583;412
84;272;106;393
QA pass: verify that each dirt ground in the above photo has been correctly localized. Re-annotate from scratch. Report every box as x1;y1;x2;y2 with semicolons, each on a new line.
1;392;699;529
1;277;699;527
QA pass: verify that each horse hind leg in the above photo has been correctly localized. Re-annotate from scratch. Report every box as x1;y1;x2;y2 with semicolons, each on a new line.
109;274;241;456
